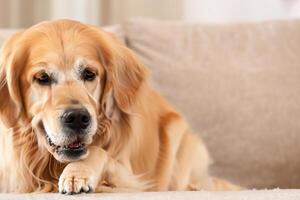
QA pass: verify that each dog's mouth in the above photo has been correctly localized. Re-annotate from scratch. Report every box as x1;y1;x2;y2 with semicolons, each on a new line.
46;134;85;150
45;134;87;161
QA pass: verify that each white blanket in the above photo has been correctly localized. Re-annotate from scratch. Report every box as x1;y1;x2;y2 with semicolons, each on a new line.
1;190;300;200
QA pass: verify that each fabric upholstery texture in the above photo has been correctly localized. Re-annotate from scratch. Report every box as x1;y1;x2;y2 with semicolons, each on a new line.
124;18;300;189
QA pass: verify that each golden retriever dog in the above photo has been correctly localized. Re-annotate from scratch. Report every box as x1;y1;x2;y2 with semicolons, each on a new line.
0;20;238;194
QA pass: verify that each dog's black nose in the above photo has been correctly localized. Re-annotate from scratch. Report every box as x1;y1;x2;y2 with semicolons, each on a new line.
61;109;91;131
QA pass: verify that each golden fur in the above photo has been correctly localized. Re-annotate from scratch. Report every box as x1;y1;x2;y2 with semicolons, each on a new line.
0;20;239;193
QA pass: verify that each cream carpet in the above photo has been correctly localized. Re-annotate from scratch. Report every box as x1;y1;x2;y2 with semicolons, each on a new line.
1;190;300;200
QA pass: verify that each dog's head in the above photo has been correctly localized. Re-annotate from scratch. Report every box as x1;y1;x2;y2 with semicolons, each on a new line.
0;20;147;163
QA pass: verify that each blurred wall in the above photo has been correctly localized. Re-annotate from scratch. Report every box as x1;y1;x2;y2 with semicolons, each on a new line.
101;0;182;25
0;0;101;28
0;0;182;28
184;0;295;23
0;0;299;28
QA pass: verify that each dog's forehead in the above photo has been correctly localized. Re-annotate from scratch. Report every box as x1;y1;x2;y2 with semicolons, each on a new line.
24;33;104;78
28;38;99;69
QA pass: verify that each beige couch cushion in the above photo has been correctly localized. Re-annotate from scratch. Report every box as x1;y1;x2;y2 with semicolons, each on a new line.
125;18;300;189
0;25;125;47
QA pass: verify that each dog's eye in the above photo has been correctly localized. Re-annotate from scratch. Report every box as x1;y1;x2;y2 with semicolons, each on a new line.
82;69;96;81
36;73;52;85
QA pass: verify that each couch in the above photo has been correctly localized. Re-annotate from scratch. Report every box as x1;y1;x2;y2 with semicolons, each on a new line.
1;18;300;199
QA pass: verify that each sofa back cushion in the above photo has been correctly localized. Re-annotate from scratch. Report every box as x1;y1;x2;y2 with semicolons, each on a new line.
124;18;300;189
0;25;125;47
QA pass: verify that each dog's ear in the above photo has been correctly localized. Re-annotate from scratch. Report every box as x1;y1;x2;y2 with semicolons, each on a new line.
110;45;148;112
0;31;27;127
96;31;148;119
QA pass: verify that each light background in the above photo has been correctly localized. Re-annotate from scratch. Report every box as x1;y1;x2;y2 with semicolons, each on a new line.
0;0;299;28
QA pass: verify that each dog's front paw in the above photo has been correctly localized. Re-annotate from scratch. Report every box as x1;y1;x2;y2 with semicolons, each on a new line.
58;163;97;195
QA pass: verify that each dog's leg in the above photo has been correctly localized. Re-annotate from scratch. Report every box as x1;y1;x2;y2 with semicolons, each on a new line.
58;146;108;194
95;159;150;193
186;134;214;190
58;146;149;194
169;133;212;190
170;133;241;191
152;112;187;191
209;178;242;190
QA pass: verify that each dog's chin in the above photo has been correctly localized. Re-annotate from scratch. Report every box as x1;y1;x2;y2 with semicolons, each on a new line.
53;148;89;163
45;134;89;163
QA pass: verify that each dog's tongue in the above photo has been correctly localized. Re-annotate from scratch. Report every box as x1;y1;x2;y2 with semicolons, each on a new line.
68;141;81;149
